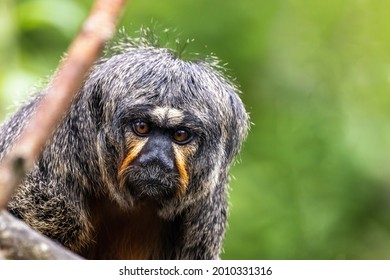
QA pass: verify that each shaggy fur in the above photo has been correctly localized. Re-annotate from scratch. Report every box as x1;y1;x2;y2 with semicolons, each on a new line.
1;34;249;259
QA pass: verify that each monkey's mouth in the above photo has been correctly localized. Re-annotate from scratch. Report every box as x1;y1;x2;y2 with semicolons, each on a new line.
120;166;181;203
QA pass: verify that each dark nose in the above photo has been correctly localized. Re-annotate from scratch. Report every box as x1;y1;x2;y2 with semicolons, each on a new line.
137;134;175;172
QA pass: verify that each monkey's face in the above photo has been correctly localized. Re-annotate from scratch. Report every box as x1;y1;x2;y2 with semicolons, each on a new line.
117;106;198;207
90;48;249;215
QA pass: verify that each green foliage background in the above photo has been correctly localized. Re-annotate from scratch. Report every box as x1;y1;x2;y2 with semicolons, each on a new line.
2;0;390;259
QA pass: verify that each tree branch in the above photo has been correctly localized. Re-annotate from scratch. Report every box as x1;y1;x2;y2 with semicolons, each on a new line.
0;0;127;209
0;0;128;259
0;211;82;259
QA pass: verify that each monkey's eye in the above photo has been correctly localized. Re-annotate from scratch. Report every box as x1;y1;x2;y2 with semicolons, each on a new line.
132;120;152;136
172;128;193;144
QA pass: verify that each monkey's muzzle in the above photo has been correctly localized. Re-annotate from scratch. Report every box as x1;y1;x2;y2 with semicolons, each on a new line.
119;134;182;203
122;164;181;203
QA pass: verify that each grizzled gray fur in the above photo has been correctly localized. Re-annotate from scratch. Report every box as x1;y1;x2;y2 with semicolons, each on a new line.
1;35;249;259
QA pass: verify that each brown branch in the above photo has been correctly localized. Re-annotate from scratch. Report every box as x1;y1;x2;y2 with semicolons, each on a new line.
0;0;127;209
0;211;83;259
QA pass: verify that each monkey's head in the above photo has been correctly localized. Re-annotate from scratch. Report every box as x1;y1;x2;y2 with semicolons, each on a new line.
81;44;249;218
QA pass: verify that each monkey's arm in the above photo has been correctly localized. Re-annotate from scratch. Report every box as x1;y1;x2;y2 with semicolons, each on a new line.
7;172;92;253
179;182;228;260
0;94;93;254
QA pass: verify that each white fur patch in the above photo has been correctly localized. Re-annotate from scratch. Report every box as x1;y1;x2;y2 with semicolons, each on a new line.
152;106;184;126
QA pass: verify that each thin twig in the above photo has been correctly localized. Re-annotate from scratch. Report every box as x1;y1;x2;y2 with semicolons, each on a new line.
0;0;127;209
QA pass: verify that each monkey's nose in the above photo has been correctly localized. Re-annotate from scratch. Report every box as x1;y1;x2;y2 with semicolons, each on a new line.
136;135;175;172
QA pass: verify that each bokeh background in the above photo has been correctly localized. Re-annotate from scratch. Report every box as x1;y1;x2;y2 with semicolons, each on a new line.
2;0;390;259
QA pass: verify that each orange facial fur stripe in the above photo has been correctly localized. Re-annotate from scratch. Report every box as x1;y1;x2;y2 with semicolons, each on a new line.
118;138;148;181
173;146;189;197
